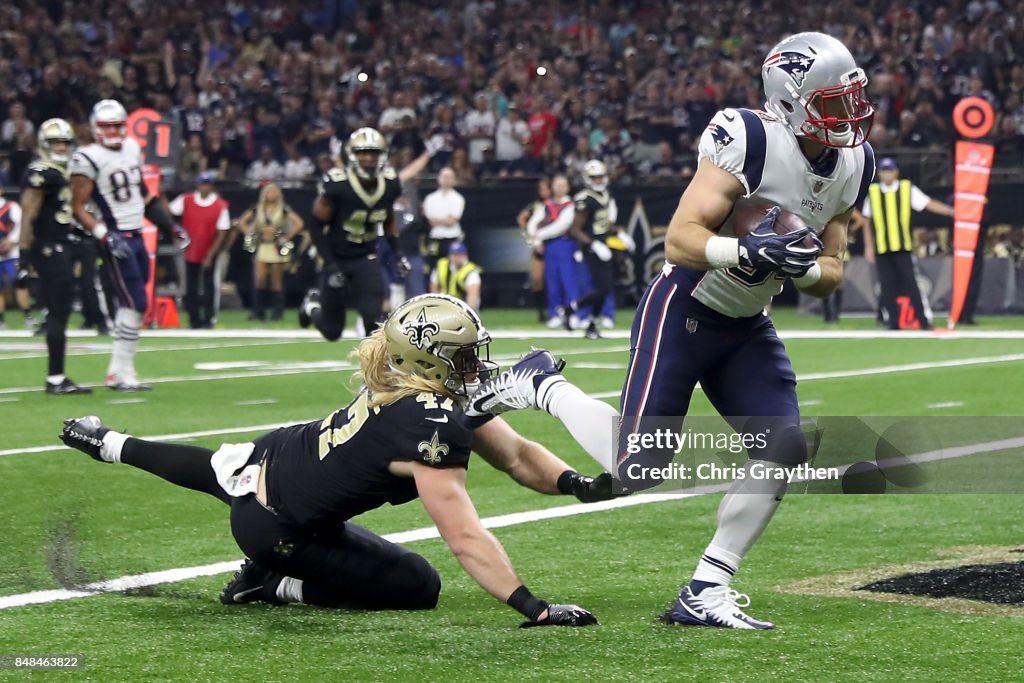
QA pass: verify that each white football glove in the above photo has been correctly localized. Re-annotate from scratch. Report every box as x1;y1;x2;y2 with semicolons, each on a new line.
590;240;613;262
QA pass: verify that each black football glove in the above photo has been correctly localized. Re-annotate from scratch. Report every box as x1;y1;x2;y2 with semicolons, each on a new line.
520;604;598;628
737;207;823;275
560;471;628;503
15;265;33;289
172;224;191;251
394;255;412;280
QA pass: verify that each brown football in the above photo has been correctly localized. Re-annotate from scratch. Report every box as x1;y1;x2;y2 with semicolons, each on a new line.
729;202;820;247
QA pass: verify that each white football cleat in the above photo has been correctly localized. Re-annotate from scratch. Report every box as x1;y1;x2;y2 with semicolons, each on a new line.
661;586;774;630
466;349;566;417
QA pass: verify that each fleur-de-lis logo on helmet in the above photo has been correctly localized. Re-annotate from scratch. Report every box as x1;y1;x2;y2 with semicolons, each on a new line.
402;308;441;350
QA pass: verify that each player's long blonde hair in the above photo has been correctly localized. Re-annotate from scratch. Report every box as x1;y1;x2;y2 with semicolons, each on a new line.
350;327;458;409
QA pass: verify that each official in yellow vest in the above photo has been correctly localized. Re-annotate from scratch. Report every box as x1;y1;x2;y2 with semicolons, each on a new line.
857;157;953;330
429;241;482;310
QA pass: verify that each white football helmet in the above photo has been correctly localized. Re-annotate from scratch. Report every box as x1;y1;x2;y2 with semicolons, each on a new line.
90;99;128;148
384;294;496;397
583;159;608;192
346;127;388;179
762;32;874;148
37;118;75;165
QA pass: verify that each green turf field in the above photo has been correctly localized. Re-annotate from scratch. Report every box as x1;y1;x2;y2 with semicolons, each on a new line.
1;308;1023;681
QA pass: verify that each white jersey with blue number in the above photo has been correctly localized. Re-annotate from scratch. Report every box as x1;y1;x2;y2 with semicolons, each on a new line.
70;138;146;232
691;107;874;318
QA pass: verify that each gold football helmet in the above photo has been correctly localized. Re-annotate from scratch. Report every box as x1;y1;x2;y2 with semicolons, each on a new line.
37;118;75;165
346;127;388;179
384;294;496;396
583;159;608;192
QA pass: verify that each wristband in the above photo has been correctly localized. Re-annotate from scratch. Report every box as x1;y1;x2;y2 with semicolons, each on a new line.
556;470;578;495
705;236;740;269
93;222;108;240
506;585;548;620
793;261;822;287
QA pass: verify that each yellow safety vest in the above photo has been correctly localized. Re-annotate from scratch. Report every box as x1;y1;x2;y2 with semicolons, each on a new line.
437;258;482;301
868;180;913;254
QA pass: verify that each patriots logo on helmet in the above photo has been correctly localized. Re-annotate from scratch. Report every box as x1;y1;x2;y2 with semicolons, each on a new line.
707;123;734;154
764;51;816;87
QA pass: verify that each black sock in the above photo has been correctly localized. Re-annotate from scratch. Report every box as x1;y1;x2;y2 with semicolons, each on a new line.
121;439;230;504
46;330;66;376
270;291;284;320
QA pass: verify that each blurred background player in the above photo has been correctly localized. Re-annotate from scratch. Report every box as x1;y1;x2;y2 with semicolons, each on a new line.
71;99;182;391
16;118;91;394
430;241;482;310
301;128;408;340
236;182;303;322
169;172;232;329
0;182;34;330
566;160;618;339
525;175;578;329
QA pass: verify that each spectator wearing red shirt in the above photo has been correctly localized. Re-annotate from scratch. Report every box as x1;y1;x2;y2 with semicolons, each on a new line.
528;98;559;160
168;173;232;329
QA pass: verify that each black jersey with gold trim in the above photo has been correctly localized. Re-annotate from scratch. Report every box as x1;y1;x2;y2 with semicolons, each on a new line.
317;166;403;259
20;161;72;244
263;390;472;529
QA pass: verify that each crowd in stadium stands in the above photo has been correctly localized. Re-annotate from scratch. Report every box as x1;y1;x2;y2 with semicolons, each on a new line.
1;0;1023;189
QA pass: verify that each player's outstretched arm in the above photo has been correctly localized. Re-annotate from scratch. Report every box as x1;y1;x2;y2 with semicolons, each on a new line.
413;462;597;626
472;417;621;503
663;158;745;269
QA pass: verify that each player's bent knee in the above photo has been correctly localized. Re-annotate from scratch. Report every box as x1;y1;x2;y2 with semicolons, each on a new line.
397;553;441;610
760;425;809;466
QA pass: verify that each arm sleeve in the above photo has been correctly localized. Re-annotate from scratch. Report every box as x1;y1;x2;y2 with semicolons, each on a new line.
861;198;872;217
525;204;545;235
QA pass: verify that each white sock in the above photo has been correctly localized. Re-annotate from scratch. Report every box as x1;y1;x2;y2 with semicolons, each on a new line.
693;460;787;584
119;308;143;379
47;374;66;386
540;379;617;472
276;576;304;603
100;431;129;464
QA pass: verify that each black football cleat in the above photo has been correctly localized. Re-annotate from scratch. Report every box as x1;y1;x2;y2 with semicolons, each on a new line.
298;289;321;329
220;559;284;605
46;378;94;395
60;416;111;462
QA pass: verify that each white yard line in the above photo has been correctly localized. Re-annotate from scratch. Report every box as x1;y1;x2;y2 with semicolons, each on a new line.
3;353;1023;456
0;339;307;362
2;434;1020;611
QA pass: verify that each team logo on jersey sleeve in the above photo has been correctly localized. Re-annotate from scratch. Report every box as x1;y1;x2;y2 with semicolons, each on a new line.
707;123;735;154
418;430;449;464
403;309;441;349
764;51;816;87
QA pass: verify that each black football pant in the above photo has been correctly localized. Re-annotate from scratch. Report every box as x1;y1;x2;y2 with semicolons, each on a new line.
574;250;614;314
185;261;216;328
118;437;440;610
315;254;384;340
32;243;74;376
876;252;929;330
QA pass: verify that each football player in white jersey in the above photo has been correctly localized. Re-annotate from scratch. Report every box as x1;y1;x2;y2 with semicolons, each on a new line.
469;32;876;629
71;99;180;391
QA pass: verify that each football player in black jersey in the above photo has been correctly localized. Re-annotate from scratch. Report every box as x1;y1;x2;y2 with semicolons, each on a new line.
17;119;92;394
61;294;611;626
301;127;410;340
568;160;618;340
